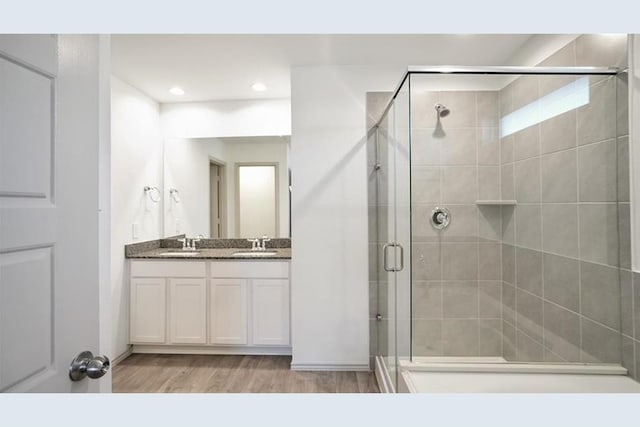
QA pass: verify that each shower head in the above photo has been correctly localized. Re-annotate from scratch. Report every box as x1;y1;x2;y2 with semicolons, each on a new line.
435;103;450;118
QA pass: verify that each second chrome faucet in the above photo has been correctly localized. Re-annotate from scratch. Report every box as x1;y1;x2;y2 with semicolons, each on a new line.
247;236;271;251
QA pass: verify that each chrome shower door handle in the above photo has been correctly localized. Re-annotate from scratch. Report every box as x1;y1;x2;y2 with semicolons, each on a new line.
383;243;396;272
396;243;404;272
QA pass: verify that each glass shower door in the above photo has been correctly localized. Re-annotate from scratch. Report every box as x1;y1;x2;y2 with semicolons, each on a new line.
376;80;412;390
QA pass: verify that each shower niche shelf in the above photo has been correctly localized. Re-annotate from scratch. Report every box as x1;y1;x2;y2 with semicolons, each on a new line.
475;200;517;206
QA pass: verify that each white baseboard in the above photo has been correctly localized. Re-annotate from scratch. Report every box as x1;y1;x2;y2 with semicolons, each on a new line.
112;346;133;366
132;345;292;356
290;363;370;372
374;355;395;393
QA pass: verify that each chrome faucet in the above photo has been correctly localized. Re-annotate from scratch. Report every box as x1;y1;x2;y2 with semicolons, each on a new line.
178;235;203;251
247;238;260;251
259;235;271;251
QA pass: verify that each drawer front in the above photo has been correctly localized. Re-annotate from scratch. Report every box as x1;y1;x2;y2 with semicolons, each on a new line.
210;261;289;278
131;260;206;277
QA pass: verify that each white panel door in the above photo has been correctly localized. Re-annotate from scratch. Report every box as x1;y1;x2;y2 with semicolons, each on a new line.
130;278;166;344
251;279;290;346
169;278;207;344
0;36;104;392
210;279;247;345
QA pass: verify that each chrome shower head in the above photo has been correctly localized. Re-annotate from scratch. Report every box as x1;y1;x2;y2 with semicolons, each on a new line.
435;103;450;118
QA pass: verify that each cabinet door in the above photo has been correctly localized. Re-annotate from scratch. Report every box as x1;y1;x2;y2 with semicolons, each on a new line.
210;279;248;345
169;278;207;344
251;279;290;346
130;278;166;343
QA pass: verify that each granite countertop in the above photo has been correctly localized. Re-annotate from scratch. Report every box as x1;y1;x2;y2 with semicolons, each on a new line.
128;247;292;260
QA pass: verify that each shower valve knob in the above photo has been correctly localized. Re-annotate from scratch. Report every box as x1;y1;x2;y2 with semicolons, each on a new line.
430;207;451;230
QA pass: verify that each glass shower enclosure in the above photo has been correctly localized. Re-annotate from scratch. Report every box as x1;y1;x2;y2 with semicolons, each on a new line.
368;66;628;391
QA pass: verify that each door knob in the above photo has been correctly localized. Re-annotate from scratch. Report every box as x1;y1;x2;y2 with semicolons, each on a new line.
69;351;110;381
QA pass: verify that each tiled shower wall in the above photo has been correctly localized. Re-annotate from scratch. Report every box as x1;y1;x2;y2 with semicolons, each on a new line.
498;35;631;367
410;90;503;357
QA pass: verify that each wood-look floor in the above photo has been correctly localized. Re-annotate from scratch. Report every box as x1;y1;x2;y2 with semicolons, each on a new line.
113;354;379;393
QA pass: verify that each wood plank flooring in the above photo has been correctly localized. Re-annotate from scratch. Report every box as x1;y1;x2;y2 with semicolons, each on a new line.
112;354;380;393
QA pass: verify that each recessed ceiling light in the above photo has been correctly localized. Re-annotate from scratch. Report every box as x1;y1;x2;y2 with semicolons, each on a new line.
251;82;267;92
169;87;185;96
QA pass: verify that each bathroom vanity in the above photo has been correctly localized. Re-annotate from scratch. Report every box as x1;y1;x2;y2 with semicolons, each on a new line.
126;240;291;356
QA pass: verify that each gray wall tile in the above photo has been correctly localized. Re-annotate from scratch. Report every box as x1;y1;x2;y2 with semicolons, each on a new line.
580;261;620;330
543;253;580;312
516;247;543;296
578;139;617;202
540;110;577;154
478;127;500;165
503;320;516;360
412;282;442;319
620;270;633;338
617;73;629;137
501;135;514;164
579;203;619;266
439;91;477;128
501;163;515;200
516;330;544;362
442;243;478;280
502;244;515;284
441;128;477;165
618;136;630;202
411;167;440;204
410;91;439;129
478;206;501;242
516;289;544;342
477;92;499;128
542;204;579;257
478;243;501;280
618;203;631;270
412;319;442;356
479;281;502;318
411;128;441;165
577;78;616;146
514;125;541;162
442;166;477;203
515;157;541;202
541;149;577;202
502;282;516;325
443;281;478;318
478;166;500;200
543;302;581;362
516;205;542;250
622;336;636;379
479;319;502;356
443;319;478;356
581;318;620;364
512;76;539;110
412;243;442;281
501;206;515;244
442;204;477;239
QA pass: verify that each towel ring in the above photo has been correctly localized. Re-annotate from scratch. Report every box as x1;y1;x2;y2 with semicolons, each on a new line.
169;188;181;203
144;186;161;203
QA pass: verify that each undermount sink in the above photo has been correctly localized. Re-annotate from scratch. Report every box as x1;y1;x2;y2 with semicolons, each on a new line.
159;251;200;256
232;250;278;257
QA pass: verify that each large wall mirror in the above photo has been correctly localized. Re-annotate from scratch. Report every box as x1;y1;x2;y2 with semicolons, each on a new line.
163;135;290;239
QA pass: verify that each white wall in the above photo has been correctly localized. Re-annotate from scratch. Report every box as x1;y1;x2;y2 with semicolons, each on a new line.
161;98;291;138
110;77;163;358
290;65;402;369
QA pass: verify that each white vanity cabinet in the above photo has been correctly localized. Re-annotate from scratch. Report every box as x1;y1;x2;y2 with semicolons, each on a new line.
210;261;290;347
129;258;290;354
130;261;207;346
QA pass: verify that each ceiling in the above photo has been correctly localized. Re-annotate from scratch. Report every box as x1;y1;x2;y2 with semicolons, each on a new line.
111;35;534;103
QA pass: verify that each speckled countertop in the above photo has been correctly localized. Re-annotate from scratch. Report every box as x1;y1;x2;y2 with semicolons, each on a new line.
128;247;291;260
